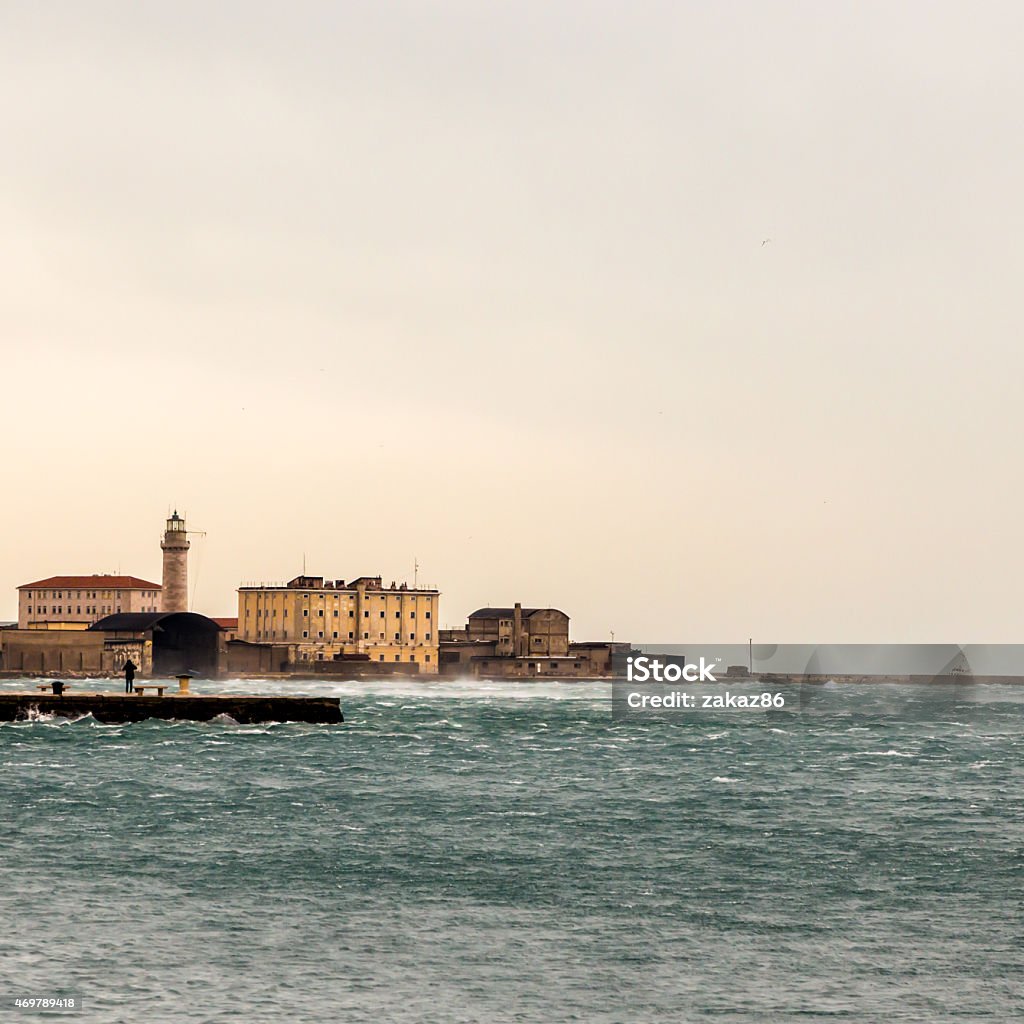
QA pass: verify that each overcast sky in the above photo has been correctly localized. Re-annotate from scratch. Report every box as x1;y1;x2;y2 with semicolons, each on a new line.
2;1;1023;640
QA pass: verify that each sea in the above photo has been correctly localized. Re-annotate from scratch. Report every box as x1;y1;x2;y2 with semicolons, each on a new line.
1;676;1021;1023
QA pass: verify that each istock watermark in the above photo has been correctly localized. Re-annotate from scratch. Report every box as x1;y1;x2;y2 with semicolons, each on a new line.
626;655;719;682
612;683;788;719
610;644;1024;722
625;689;786;710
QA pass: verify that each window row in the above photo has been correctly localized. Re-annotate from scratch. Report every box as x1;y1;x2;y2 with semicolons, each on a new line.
28;590;158;599
292;630;432;641
246;607;432;620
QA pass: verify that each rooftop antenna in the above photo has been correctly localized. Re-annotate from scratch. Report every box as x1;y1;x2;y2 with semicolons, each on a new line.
303;552;307;575
414;557;419;588
182;520;207;613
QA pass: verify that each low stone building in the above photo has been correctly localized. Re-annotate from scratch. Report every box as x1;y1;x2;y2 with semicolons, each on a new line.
439;602;622;678
0;611;221;677
465;604;570;657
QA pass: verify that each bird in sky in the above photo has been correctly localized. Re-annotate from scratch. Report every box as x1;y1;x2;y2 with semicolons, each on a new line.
762;238;772;246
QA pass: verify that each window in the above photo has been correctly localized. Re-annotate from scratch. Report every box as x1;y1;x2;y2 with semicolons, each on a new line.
302;630;309;638
395;611;400;619
410;633;415;641
332;631;339;639
410;611;416;619
550;662;558;669
425;632;431;641
425;655;431;663
425;611;431;619
303;609;309;618
333;609;338;617
394;655;400;661
379;632;385;639
363;632;369;639
379;611;385;618
534;638;543;645
317;631;324;638
378;655;384;662
363;611;369;618
349;610;354;618
394;632;400;640
318;609;324;617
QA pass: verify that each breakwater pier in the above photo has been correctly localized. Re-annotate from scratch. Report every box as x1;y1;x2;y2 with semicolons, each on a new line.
0;688;343;725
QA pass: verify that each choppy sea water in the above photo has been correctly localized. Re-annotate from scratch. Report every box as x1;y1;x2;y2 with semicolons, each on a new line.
1;677;1021;1023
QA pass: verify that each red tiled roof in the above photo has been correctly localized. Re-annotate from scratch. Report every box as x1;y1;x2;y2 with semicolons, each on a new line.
18;575;162;591
212;617;238;630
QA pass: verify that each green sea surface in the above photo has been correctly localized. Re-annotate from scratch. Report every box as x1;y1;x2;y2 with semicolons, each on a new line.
1;677;1020;1023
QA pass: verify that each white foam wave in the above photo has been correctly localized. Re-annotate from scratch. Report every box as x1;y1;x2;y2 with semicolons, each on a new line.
184;675;611;703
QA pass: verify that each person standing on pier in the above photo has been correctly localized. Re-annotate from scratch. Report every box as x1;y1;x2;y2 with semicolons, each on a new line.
124;659;137;694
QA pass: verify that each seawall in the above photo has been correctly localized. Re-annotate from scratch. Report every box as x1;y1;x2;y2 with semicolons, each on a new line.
0;693;343;725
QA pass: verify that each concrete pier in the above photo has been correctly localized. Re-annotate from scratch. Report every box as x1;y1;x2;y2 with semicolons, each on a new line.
0;692;343;725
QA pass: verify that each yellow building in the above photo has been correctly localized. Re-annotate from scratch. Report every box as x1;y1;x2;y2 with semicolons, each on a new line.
237;575;439;673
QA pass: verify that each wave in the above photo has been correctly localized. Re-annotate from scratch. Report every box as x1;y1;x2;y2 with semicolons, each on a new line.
0;709;119;727
184;676;612;703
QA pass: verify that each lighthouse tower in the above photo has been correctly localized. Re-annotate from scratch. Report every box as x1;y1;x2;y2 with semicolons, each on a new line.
160;511;190;612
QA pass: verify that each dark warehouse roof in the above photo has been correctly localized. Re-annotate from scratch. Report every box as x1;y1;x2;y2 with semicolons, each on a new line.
89;612;219;632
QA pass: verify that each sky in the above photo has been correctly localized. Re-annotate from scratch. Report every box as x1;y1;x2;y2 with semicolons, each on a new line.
2;1;1023;640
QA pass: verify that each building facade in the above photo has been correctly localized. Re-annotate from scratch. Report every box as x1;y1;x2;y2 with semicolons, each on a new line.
466;604;571;656
237;575;439;673
438;603;625;678
17;575;162;629
0;611;222;677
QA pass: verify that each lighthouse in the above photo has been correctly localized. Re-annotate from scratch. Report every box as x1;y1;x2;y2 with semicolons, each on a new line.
160;511;190;612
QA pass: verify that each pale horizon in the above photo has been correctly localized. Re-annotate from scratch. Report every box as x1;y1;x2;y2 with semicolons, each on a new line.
4;1;1023;640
